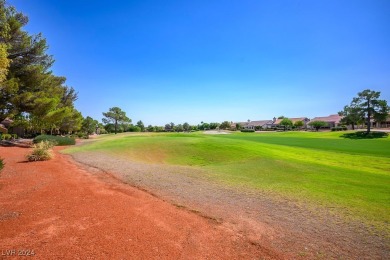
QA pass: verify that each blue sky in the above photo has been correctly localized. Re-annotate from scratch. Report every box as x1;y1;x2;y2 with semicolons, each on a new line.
9;0;390;125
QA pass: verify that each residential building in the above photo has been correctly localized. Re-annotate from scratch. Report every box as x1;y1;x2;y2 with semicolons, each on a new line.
310;114;342;128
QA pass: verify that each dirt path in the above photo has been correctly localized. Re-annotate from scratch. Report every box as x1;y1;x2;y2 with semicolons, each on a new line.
0;147;280;259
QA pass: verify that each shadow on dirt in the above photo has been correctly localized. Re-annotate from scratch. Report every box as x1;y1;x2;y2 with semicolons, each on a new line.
340;131;389;139
0;140;32;148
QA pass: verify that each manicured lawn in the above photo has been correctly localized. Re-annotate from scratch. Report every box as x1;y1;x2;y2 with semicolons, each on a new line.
64;131;390;233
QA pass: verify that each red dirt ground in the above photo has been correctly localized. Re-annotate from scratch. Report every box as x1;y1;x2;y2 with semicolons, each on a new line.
0;147;282;259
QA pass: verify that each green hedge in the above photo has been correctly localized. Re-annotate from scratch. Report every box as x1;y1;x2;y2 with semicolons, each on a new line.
331;126;348;131
241;129;255;132
33;135;76;146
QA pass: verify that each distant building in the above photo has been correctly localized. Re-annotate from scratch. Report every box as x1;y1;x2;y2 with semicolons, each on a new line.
271;117;310;129
240;120;274;130
371;113;390;128
310;114;342;128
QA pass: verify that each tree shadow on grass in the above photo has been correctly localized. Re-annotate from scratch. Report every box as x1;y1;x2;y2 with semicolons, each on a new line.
340;131;389;139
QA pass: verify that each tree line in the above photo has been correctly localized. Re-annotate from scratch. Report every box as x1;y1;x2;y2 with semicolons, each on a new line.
98;106;233;134
0;1;82;135
1;2;388;137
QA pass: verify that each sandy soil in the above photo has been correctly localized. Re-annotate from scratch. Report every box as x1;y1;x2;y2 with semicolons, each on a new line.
203;130;230;135
0;147;279;259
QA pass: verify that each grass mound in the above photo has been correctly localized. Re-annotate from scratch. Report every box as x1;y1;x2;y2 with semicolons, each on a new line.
27;140;55;161
34;134;75;146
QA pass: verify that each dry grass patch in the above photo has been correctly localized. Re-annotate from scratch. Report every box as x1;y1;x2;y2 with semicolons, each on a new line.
27;140;55;161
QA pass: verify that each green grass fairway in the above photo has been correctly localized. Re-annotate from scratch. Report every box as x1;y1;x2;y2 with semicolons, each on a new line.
64;131;390;233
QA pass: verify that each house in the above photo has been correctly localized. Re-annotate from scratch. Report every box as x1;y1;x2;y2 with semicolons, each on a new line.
268;117;310;129
371;113;390;128
289;117;310;128
244;120;274;130
310;114;342;128
231;120;273;130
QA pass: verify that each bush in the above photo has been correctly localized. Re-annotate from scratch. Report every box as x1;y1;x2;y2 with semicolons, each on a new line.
241;129;255;132
331;126;348;131
27;140;55;161
128;125;141;132
77;132;89;139
0;158;4;172
1;133;12;140
33;135;75;146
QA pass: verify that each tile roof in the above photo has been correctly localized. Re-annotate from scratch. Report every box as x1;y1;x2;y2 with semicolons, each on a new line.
311;114;342;124
273;117;309;125
236;120;273;127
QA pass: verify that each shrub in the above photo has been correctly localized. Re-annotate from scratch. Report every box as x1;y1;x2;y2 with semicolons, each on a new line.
241;129;255;132
33;135;75;146
0;158;4;172
332;126;348;131
1;133;12;140
77;132;89;139
27;140;55;161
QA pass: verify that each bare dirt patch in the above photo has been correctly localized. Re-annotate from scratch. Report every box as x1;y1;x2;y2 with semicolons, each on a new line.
0;147;279;259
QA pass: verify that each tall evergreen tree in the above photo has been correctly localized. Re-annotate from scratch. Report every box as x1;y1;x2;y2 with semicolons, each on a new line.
351;89;389;134
102;107;131;134
0;1;81;134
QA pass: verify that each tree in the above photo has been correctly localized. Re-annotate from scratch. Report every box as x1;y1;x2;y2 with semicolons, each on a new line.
209;122;220;130
59;108;83;134
183;122;190;132
0;1;81;136
155;126;164;132
102;107;131;134
164;123;172;132
198;122;209;130
220;121;231;130
0;43;9;83
136;120;145;132
308;121;327;131
294;120;304;129
175;124;183;132
82;116;98;135
338;101;362;130
128;125;141;132
351;89;389;134
279;118;293;131
235;123;241;130
147;125;155;132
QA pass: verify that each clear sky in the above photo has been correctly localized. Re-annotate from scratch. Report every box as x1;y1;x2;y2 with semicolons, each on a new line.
8;0;390;126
